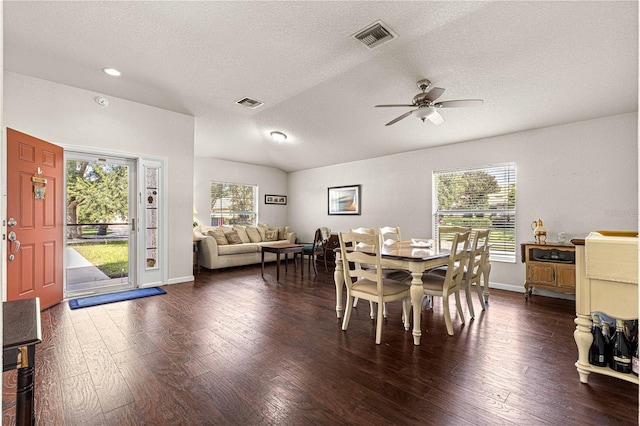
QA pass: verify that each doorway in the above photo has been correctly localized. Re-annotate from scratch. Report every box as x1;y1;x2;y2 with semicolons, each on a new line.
65;152;137;297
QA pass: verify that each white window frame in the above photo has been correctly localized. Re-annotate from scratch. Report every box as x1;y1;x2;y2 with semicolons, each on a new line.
433;163;517;263
210;181;258;226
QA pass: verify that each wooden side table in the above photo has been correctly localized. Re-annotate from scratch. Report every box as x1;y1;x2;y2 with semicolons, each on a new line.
193;238;204;275
3;298;42;426
261;243;304;281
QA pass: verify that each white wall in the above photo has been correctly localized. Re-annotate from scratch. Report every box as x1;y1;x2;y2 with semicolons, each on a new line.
193;157;289;227
288;113;638;292
4;72;196;284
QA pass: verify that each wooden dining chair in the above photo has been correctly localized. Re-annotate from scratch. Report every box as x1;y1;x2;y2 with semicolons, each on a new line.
437;225;472;251
302;228;328;274
429;228;490;318
415;230;471;336
338;230;411;344
460;229;490;318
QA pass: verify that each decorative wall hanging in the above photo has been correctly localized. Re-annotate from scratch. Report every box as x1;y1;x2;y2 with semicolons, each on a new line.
328;185;361;215
32;167;47;200
265;194;287;205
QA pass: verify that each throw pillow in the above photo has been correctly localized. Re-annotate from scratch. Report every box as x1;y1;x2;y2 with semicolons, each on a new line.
246;226;262;243
233;225;250;243
265;229;278;241
207;229;228;245
224;230;243;245
277;226;286;240
257;223;269;240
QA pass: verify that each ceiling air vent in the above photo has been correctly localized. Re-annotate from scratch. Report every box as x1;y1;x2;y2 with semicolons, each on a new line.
353;20;397;49
236;97;264;109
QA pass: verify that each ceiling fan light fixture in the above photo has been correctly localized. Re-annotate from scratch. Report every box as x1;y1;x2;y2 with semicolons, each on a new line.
414;107;436;121
270;131;287;143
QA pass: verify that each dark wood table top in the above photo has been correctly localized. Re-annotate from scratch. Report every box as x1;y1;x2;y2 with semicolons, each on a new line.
336;241;450;262
262;243;303;250
3;298;42;351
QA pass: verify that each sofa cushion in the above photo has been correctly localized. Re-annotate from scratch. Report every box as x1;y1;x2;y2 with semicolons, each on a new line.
218;243;260;255
233;225;251;243
265;229;278;241
224;230;243;245
246;226;262;242
207;229;228;245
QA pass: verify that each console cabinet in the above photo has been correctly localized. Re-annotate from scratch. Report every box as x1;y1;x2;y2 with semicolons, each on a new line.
521;242;576;299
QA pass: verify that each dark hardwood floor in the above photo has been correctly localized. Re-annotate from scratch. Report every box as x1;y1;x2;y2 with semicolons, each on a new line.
3;261;638;425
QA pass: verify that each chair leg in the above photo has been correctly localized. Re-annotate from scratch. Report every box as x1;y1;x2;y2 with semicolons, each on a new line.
455;291;465;325
474;280;485;311
442;295;454;336
464;284;475;319
369;301;375;320
383;302;388;319
375;301;383;344
353;297;359;308
342;296;354;331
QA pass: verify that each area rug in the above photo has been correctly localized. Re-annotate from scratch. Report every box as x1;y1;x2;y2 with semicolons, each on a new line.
68;287;166;310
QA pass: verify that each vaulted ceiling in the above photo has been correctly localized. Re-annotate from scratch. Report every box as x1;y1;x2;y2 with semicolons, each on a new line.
4;1;638;172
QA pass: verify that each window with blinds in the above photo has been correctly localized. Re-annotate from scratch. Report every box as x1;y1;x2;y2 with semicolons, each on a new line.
210;182;258;226
433;163;516;263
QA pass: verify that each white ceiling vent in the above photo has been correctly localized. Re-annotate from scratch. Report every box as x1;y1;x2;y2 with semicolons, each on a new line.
236;97;264;109
353;20;397;49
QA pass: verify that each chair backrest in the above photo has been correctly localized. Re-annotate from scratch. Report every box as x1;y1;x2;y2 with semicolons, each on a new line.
443;230;471;288
351;227;375;236
311;228;324;251
339;230;384;293
379;226;402;242
467;229;490;278
437;226;472;250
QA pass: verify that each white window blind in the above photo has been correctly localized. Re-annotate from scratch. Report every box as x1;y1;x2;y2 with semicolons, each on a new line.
433;163;516;263
210;182;257;226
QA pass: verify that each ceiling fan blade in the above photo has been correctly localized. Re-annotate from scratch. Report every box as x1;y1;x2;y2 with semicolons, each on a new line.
375;104;415;108
385;110;414;126
424;87;445;102
433;99;484;108
427;110;445;125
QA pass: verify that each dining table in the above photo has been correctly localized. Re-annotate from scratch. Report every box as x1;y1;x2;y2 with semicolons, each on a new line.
334;240;451;346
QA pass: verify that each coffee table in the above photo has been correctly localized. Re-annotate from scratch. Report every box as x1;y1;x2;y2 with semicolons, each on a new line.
261;243;304;281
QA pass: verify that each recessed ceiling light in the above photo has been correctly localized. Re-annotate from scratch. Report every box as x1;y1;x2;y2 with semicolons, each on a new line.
270;131;287;143
102;67;121;77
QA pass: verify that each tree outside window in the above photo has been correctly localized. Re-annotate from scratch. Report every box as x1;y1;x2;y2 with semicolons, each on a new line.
433;163;516;262
210;182;257;226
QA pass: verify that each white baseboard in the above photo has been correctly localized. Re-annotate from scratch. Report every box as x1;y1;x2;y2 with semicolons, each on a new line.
487;281;576;301
167;275;194;285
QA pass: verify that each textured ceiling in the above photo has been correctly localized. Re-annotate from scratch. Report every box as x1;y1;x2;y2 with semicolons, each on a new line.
4;1;638;172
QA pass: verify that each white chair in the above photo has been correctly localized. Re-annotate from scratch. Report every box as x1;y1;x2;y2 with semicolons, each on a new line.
338;230;411;344
429;229;490;318
351;226;407;319
461;229;490;318
416;230;471;336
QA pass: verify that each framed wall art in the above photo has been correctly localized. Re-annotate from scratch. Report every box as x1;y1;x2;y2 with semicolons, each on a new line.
328;185;361;215
265;194;287;205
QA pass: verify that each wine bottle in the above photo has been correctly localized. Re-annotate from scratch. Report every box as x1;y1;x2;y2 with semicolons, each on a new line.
588;315;607;367
610;319;633;374
601;321;612;366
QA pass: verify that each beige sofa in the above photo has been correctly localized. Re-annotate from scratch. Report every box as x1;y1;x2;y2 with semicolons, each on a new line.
194;224;297;270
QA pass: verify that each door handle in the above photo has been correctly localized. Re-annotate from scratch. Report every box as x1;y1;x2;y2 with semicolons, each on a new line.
8;231;20;261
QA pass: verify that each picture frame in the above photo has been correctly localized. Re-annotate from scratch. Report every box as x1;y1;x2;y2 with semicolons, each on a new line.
328;185;361;215
265;194;287;205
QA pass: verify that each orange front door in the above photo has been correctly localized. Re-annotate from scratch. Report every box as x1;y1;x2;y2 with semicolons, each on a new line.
7;128;64;309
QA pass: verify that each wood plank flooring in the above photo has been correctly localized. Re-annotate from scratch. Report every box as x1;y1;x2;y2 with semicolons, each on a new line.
3;262;638;425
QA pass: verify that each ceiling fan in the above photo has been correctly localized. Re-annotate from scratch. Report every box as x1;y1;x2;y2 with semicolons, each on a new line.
375;79;483;126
